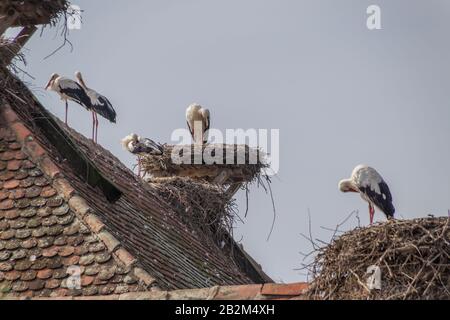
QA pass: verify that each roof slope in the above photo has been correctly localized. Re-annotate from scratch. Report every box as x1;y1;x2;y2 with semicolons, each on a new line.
0;68;269;292
0;116;146;298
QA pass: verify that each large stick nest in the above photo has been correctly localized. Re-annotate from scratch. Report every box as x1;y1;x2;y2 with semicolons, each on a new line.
147;177;238;244
307;217;450;300
0;0;70;27
140;144;268;184
0;38;25;69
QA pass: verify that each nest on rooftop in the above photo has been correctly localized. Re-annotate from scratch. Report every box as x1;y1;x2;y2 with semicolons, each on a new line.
0;38;25;70
147;176;238;244
306;217;450;300
0;0;70;27
140;144;269;184
141;144;276;244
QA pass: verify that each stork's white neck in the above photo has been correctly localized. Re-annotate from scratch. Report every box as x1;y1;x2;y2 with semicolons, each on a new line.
76;73;88;90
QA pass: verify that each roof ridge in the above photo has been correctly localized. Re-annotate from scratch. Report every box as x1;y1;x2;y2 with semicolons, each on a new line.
0;103;158;291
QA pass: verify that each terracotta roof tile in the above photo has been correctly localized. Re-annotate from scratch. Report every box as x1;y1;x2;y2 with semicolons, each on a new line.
14;282;309;300
0;125;145;298
215;284;263;300
1;70;271;294
261;282;309;297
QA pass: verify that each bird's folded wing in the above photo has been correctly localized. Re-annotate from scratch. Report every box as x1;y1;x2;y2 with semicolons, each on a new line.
58;80;92;110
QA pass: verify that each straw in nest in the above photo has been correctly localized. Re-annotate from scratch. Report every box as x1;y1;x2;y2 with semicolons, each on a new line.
0;38;26;70
140;144;268;184
306;217;450;300
1;0;70;27
147;176;238;244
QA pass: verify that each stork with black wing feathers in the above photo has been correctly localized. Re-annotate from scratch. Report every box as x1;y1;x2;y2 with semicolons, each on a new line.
75;71;117;143
121;133;164;177
45;73;92;125
339;164;395;224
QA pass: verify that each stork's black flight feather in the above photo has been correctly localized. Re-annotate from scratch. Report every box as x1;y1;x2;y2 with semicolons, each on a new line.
91;95;117;123
360;181;395;218
59;83;92;110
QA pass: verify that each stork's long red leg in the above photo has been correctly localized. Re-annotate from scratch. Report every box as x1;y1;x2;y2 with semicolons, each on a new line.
91;111;95;141
65;101;68;125
369;205;375;224
94;113;99;143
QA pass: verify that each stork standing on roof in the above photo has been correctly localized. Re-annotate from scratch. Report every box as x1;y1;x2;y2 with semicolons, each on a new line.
339;165;395;224
75;71;117;143
121;133;164;177
45;73;92;126
186;103;210;144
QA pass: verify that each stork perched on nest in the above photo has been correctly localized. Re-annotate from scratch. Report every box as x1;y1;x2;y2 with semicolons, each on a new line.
45;73;91;126
186;103;210;144
75;71;117;143
121;133;164;177
339;165;395;224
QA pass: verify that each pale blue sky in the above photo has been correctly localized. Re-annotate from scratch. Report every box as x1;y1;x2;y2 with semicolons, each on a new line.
8;0;450;283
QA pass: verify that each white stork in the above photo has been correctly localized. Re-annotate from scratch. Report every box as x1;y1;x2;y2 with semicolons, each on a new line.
75;71;117;143
45;73;92;125
339;164;395;224
186;103;210;144
121;133;164;177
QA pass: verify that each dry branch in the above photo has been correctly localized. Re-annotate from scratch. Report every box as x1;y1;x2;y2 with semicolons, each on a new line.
306;217;450;300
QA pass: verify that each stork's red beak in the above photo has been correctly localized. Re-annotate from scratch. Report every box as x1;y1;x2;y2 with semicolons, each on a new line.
45;79;52;90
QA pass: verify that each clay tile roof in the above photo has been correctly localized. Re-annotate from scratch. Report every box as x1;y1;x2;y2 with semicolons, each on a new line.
0;67;271;298
3;282;309;300
0;123;145;298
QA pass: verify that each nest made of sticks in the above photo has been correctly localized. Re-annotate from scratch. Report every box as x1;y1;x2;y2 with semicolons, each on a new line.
306;217;450;300
147;176;238;244
140;144;268;184
0;0;70;27
0;38;23;66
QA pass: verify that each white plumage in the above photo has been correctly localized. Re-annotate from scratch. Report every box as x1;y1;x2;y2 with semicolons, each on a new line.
45;73;92;125
121;134;163;177
121;133;163;155
186;103;210;144
75;71;116;143
339;164;395;224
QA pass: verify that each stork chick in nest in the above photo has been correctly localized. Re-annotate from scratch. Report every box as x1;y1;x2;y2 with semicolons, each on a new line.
122;133;163;177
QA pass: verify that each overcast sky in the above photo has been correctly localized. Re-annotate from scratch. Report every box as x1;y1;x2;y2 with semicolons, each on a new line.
8;0;450;283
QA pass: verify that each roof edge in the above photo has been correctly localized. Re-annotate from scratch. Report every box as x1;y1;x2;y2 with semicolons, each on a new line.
1;282;309;300
0;103;158;291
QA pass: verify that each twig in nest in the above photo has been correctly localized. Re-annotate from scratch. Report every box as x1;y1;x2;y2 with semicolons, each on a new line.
244;185;250;218
306;217;450;300
265;176;277;241
350;269;371;294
